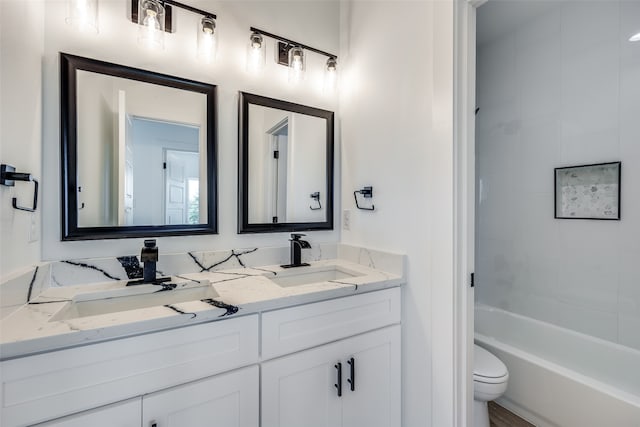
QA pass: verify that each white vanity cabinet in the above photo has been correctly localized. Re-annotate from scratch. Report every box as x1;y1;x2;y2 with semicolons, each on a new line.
33;399;141;427
0;315;259;427
261;325;400;427
142;365;259;427
0;287;401;427
34;366;259;427
260;288;401;427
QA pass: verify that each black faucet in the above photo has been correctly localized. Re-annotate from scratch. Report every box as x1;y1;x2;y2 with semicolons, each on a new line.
281;233;311;268
141;239;159;283
127;239;172;286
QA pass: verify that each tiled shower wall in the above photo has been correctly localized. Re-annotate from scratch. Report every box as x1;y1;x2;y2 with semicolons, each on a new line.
475;1;640;350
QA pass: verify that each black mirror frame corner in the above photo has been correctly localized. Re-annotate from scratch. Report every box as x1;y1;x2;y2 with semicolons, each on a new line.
237;91;334;234
60;52;218;240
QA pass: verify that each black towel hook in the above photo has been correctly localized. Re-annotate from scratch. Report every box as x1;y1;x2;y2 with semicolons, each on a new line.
310;191;322;210
354;186;374;211
1;164;39;212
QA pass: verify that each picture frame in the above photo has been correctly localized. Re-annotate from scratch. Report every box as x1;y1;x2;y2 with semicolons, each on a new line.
554;162;621;220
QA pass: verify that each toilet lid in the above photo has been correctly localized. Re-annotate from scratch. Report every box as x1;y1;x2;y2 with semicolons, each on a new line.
473;344;508;383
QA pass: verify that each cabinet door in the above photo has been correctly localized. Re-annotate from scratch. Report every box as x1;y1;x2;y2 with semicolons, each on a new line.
33;399;141;427
142;365;258;427
261;341;343;427
341;325;401;427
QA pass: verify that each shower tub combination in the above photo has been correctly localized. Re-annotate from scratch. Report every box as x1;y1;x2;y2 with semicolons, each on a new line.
475;304;640;427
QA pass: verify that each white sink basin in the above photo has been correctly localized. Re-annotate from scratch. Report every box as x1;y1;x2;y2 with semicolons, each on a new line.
50;282;219;321
269;266;363;288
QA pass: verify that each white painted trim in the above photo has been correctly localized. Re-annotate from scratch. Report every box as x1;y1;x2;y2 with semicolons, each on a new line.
453;0;479;425
468;0;488;8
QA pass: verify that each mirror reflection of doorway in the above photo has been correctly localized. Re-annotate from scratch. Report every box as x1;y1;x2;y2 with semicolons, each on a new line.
266;118;289;223
128;117;200;225
164;150;200;225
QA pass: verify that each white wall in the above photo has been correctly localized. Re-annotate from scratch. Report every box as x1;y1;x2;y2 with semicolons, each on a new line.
0;1;44;278
76;70;117;227
286;113;326;223
340;1;456;425
37;0;339;262
476;0;640;351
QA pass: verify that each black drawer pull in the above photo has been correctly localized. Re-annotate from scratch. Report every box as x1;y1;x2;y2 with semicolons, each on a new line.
347;357;355;391
334;362;342;397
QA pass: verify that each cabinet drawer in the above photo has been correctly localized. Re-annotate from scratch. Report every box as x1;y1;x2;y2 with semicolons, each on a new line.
0;314;259;427
261;288;400;360
32;398;141;427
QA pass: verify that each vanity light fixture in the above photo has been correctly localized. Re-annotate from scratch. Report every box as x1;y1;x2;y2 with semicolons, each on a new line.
247;32;266;73
66;0;99;33
324;57;338;93
248;27;338;86
130;0;218;59
630;31;640;42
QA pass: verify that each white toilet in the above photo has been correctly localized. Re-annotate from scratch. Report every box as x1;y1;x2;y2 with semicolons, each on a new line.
473;344;509;427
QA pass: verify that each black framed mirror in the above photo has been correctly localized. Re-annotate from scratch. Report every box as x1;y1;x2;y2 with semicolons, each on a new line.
60;53;217;240
238;92;334;233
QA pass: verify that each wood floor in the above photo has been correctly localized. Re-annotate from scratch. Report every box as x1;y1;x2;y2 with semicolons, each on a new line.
489;402;536;427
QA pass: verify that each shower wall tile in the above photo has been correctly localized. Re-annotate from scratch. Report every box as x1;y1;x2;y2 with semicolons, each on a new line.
476;1;640;350
553;302;619;342
618;251;640;317
560;1;619;55
555;260;619;314
518;118;561;194
618;315;640;351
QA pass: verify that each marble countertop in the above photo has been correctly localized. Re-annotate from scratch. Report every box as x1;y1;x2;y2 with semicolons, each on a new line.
0;258;403;360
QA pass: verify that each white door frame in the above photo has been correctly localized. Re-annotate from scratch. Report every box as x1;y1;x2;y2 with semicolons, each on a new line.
454;0;485;425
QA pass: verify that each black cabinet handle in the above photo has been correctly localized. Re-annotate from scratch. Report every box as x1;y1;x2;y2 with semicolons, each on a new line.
334;362;342;397
347;357;355;391
150;422;157;427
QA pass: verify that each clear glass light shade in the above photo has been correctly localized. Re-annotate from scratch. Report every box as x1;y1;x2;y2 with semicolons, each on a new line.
630;31;640;42
246;32;266;73
66;0;98;33
323;57;338;93
138;0;165;50
288;46;305;83
197;17;217;62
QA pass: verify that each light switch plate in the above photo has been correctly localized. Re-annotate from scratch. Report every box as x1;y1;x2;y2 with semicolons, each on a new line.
28;212;39;242
343;209;351;231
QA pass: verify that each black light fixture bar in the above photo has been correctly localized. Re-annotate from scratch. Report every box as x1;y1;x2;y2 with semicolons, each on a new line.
250;27;337;59
131;0;216;32
162;0;216;19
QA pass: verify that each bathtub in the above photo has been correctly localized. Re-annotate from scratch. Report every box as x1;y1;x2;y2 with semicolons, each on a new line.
475;304;640;427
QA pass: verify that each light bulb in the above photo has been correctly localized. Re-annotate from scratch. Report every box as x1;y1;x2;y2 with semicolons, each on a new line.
138;0;165;50
630;32;640;42
197;17;217;63
288;46;305;84
246;32;265;73
323;57;338;93
291;55;302;70
66;0;98;33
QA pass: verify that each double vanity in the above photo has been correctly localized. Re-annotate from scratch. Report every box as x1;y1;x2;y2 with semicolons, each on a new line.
0;244;404;426
0;49;401;426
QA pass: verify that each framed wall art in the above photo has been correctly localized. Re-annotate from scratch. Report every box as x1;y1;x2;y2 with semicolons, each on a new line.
554;162;621;220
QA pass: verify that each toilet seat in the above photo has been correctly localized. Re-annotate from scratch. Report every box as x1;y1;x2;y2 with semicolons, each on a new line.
473;345;508;384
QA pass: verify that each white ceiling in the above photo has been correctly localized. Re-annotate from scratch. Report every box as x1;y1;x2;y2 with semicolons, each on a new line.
477;0;561;47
